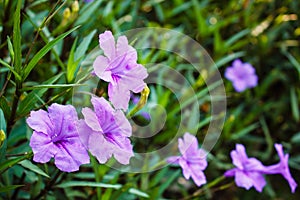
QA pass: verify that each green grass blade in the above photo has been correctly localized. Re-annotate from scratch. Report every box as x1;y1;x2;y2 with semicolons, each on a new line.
22;26;80;81
55;181;122;189
19;160;50;178
0;152;33;174
13;0;22;75
290;87;299;121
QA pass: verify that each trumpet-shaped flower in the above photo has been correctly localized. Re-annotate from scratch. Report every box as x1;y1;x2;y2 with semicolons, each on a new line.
225;59;258;92
78;96;134;165
264;144;297;193
167;133;207;187
93;31;148;110
224;144;268;192
27;104;90;172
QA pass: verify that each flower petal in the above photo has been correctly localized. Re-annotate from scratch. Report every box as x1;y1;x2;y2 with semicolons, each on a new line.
116;35;137;62
233;80;247;92
231;144;248;169
88;132;113;164
77;119;92;149
113;110;132;137
224;67;237;81
247;172;266;192
189;163;207;186
179;158;191;180
26;110;52;134
54;141;90;172
93;55;112;82
111;136;134;165
30;131;57;163
82;107;103;132
99;31;116;60
235;170;253;190
119;64;148;93
224;168;237;177
167;156;181;164
108;82;131;110
47;104;78;139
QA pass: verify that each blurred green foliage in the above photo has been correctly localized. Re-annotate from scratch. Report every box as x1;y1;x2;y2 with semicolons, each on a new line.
0;0;299;199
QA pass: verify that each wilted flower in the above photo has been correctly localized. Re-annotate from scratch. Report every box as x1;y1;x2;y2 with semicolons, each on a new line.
27;104;90;172
78;96;134;165
224;144;268;192
93;31;148;110
225;59;258;92
264;144;297;193
167;133;207;187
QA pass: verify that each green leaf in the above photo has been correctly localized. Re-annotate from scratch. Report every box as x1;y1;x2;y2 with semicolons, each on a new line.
21;83;84;91
7;36;14;63
74;30;96;61
290;87;299;121
291;132;300;143
0;152;33;174
0;185;24;193
128;188;149;198
215;51;246;69
17;73;64;116
224;29;250;48
67;37;79;83
13;0;22;75
283;50;300;74
55;181;122;189
76;0;103;25
23;26;80;81
230;123;260;140
0;58;22;82
19;160;50;178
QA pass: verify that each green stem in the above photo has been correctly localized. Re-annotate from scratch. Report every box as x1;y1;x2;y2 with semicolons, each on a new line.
6;83;22;136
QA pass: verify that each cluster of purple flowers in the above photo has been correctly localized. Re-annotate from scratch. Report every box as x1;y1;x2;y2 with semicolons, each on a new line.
26;31;297;194
167;134;297;193
26;31;148;172
225;144;297;193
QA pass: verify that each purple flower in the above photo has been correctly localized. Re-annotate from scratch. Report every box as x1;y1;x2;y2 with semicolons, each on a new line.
78;96;134;165
84;0;94;3
224;144;268;192
225;59;258;92
93;31;148;110
264;144;297;193
26;104;90;172
167;133;207;187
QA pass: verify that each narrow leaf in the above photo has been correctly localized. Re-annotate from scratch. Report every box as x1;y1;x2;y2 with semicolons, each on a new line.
17;73;64;116
0;58;22;81
55;181;122;189
19;160;50;178
21;83;84;91
0;152;33;174
74;30;96;61
128;188;149;198
13;0;22;75
0;185;24;193
23;26;80;81
290;87;299;121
